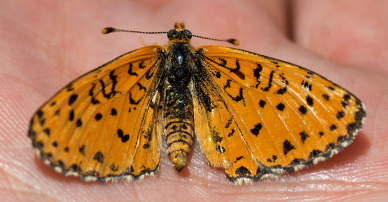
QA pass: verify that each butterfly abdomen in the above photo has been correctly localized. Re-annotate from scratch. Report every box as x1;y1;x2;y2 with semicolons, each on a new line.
164;86;194;171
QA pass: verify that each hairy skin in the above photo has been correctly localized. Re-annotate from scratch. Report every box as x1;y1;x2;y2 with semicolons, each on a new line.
1;0;388;201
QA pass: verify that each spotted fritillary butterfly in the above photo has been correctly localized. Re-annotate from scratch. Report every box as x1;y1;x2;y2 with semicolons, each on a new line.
29;22;366;184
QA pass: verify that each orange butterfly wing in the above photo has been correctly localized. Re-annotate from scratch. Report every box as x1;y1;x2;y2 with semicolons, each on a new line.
29;44;165;181
193;45;365;183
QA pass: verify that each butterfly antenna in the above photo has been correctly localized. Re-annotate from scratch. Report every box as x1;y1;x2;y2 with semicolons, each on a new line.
102;27;168;35
102;27;240;46
192;34;240;46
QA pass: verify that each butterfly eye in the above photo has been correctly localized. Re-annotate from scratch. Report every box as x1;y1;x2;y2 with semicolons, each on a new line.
182;30;192;39
167;29;178;40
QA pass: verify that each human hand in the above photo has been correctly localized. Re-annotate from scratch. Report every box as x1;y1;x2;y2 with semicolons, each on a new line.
1;1;387;201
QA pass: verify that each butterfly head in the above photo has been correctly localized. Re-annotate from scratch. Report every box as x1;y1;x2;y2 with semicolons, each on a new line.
167;22;192;43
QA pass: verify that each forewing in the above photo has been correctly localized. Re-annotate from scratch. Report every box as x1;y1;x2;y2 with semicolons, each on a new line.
29;45;164;181
194;45;366;183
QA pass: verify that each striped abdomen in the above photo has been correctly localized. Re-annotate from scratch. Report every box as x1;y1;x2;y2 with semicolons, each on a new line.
164;87;194;171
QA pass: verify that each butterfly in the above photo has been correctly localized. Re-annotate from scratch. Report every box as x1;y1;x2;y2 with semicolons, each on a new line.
28;22;366;184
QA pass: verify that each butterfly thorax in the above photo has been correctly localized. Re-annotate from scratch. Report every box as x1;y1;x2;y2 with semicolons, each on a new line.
166;43;194;87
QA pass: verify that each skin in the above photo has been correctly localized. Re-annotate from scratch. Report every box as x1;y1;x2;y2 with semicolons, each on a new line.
1;0;388;201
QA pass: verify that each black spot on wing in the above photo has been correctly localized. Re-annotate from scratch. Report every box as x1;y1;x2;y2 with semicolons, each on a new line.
216;145;226;153
89;85;101;105
283;140;295;155
228;129;235;137
69;110;75;121
43;128;51;136
341;94;352;109
298;105;307;115
306;95;314;106
299;131;309;143
223;79;232;89
93;151;104;163
262;71;274;92
279;73;289;85
128;63;138;76
337;111;345;119
66;83;75;92
100;71;119;99
226;87;245;105
70;164;82;172
218;58;227;66
230;59;241;72
309;150;323;159
117;129;130;143
225;59;245;79
267;155;278;163
302;80;312;91
214;70;221;78
69;94;78;106
253;63;263;88
52;141;58;147
110;164;119;172
139;61;146;69
76;119;83;127
276;103;285;111
342;101;349;108
343;94;351;101
145;71;154;80
143;143;150;149
211;132;223;143
259;100;266;108
111;108;118;116
36;110;44;119
276;87;287;94
95;113;103;121
235;156;244;162
235;166;251;176
129;83;147;105
79;145;86;155
250;123;262;136
224;119;232;128
330;124;337;131
322;94;330;101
